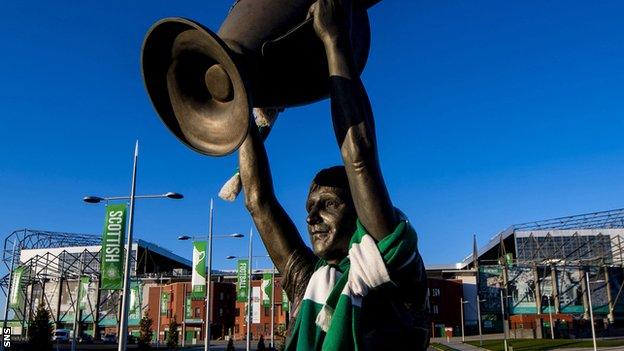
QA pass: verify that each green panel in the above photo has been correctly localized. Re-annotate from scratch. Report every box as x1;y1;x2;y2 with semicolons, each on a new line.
100;204;127;290
237;259;249;302
192;241;207;298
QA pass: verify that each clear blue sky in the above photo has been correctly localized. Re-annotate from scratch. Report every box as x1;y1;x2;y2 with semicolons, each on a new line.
1;1;623;274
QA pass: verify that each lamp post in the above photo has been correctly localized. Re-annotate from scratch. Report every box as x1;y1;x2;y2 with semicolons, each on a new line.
226;228;254;351
476;294;485;346
226;253;275;349
460;298;469;342
500;290;508;351
585;272;598;351
156;275;167;348
546;294;554;339
70;255;85;351
178;214;243;351
83;142;183;351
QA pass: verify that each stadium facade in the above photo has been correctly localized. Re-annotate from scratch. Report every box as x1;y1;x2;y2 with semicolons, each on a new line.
437;208;624;338
0;229;191;339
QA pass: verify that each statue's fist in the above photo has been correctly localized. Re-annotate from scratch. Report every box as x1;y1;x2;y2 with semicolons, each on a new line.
308;0;353;45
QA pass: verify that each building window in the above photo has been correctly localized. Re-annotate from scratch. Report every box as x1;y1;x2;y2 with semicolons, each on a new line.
219;308;223;316
220;292;224;300
431;288;440;297
195;308;201;318
264;306;270;317
432;305;439;314
235;308;240;316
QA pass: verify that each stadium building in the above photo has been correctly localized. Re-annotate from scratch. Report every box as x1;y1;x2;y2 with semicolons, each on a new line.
428;208;624;338
0;229;191;340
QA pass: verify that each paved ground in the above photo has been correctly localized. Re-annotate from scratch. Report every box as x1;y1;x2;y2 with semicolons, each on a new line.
45;339;440;350
430;334;504;351
431;335;624;351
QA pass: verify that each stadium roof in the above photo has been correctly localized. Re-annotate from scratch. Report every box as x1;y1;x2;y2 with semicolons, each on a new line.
459;207;624;268
3;228;190;272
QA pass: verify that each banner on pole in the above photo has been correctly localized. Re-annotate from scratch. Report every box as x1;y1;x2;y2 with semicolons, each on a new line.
160;292;170;316
185;293;193;319
262;273;272;307
282;289;289;313
192;241;207;298
100;204;127;290
252;286;261;324
9;266;24;309
129;281;141;315
79;276;90;310
236;259;249;302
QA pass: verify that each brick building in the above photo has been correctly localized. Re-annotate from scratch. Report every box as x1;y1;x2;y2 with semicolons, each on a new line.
147;281;236;344
428;278;464;337
233;276;290;343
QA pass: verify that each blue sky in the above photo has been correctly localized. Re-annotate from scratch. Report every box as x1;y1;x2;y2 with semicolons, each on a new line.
1;1;623;275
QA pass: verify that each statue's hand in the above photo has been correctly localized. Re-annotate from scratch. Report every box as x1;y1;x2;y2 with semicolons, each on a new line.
308;0;353;46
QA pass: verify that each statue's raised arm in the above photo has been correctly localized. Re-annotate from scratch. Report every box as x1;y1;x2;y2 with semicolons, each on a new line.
238;109;315;275
310;0;397;240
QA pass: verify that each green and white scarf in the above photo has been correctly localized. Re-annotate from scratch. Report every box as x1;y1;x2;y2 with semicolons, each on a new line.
286;219;418;350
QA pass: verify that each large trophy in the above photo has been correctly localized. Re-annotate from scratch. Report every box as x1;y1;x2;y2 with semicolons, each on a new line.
141;0;381;156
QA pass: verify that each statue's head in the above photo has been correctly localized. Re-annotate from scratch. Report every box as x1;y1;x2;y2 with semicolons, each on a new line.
306;166;357;264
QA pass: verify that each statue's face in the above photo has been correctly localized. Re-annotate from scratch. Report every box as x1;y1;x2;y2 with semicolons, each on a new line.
306;185;356;263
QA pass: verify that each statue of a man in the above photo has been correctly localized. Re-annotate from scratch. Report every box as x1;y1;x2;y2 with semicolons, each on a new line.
238;1;429;349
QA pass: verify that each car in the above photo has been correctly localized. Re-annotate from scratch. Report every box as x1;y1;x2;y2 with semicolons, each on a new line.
53;329;70;342
78;333;93;343
102;334;117;343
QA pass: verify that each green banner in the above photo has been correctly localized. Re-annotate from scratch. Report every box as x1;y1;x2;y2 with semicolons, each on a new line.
185;293;192;319
79;276;90;310
236;259;249;302
129;281;141;315
282;289;289;313
100;204;127;290
192;241;207;298
160;292;169;316
9;266;24;309
262;273;272;307
505;253;513;266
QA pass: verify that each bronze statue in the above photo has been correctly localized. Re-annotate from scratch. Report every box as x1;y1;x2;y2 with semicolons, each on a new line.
142;0;429;349
238;1;429;350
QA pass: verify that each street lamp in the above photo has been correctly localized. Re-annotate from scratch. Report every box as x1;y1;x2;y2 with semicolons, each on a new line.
460;298;469;342
476;295;486;346
83;192;184;204
585;272;604;351
226;254;275;349
546;294;555;339
500;290;509;351
177;198;243;351
225;228;254;351
83;142;183;351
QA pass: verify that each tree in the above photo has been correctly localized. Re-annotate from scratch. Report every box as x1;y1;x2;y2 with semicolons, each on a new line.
226;337;236;351
28;302;53;350
137;312;153;350
166;315;180;350
257;335;266;351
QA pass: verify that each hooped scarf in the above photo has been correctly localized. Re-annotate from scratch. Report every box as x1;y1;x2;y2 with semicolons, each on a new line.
285;219;418;350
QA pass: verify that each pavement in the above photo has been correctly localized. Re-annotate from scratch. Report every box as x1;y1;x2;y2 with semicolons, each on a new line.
430;334;504;351
430;334;624;351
